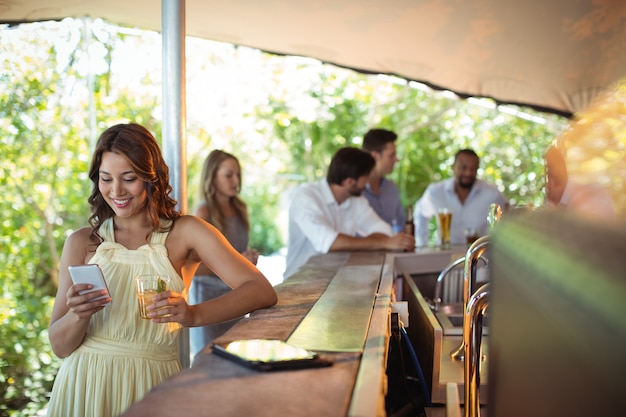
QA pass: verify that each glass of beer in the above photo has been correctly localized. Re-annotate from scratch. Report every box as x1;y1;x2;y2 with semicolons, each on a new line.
437;208;452;249
136;274;170;319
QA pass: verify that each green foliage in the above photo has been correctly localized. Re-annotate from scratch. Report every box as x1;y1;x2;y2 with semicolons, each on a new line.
261;65;373;184
1;22;91;417
244;187;283;255
0;292;60;417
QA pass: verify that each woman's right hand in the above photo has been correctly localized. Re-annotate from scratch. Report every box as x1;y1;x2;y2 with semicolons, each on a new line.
65;283;111;319
49;227;111;358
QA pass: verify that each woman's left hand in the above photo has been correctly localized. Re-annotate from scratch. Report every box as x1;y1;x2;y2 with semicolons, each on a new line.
147;290;193;326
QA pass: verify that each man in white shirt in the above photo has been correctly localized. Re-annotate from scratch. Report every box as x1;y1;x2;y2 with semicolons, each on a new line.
284;147;415;279
414;149;508;247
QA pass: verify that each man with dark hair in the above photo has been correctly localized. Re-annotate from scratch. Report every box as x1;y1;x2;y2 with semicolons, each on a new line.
414;149;508;247
361;128;405;230
284;147;415;279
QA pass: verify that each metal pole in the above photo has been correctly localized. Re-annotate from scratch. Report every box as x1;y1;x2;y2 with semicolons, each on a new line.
162;0;187;214
162;0;189;368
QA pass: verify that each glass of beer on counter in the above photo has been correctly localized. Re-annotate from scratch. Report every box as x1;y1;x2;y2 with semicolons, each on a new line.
437;208;452;249
136;274;170;319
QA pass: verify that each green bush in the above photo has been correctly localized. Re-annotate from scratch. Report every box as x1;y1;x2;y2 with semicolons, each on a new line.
1;292;60;417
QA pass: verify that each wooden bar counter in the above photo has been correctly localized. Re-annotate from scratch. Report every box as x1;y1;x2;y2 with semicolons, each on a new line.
120;251;394;417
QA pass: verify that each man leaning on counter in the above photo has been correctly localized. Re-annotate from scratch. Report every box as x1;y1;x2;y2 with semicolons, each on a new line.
283;147;415;279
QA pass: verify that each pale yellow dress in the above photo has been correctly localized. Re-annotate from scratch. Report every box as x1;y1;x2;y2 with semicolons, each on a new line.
47;218;185;417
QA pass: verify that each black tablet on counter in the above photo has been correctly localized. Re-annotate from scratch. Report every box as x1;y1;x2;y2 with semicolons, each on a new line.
212;339;332;372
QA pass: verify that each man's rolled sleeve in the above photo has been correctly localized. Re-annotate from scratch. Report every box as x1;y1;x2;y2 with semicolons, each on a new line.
293;205;340;253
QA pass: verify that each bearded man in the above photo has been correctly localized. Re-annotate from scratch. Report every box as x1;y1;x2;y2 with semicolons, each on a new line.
414;149;508;247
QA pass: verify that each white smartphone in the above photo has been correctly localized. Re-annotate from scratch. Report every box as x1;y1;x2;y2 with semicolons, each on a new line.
68;264;112;305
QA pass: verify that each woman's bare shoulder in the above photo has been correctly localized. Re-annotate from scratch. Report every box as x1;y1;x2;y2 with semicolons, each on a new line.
168;215;222;257
65;226;94;245
175;214;206;225
172;215;214;235
62;226;99;262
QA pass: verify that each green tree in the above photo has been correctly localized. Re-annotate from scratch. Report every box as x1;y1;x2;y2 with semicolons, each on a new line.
1;22;89;416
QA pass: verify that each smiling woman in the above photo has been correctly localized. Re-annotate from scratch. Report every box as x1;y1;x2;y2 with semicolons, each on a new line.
45;123;276;417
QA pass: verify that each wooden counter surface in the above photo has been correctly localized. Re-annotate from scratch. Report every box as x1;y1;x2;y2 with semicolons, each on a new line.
120;252;392;417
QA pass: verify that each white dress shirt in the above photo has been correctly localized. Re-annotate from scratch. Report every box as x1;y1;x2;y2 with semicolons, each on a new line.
284;180;392;278
414;178;508;246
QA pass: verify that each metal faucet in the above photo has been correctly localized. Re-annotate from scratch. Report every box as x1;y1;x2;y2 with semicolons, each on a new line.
450;236;489;361
432;255;488;312
463;283;490;417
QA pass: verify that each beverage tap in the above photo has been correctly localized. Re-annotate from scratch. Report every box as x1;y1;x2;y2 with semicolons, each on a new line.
463;283;490;417
450;236;489;361
432;255;488;312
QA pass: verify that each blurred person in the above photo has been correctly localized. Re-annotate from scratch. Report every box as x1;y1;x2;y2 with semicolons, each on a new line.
284;147;414;279
544;145;617;219
361;128;406;231
547;77;626;219
189;150;260;359
413;149;508;246
46;123;277;417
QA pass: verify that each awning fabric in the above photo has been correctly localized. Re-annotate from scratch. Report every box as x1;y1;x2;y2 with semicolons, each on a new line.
2;0;626;116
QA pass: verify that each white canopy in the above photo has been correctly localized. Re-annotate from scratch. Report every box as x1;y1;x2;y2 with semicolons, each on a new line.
2;0;626;116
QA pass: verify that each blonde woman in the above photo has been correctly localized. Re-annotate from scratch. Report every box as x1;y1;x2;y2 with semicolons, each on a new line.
189;150;260;358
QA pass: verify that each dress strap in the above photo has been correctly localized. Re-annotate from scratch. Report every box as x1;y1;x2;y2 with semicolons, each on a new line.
151;219;173;245
99;218;115;242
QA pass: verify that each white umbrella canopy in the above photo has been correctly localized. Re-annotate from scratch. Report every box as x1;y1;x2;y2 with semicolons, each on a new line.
2;0;625;116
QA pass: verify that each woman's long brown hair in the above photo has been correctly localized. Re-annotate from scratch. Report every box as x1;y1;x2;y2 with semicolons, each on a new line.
87;123;180;243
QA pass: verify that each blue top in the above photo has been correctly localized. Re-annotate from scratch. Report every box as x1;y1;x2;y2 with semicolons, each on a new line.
362;177;405;228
